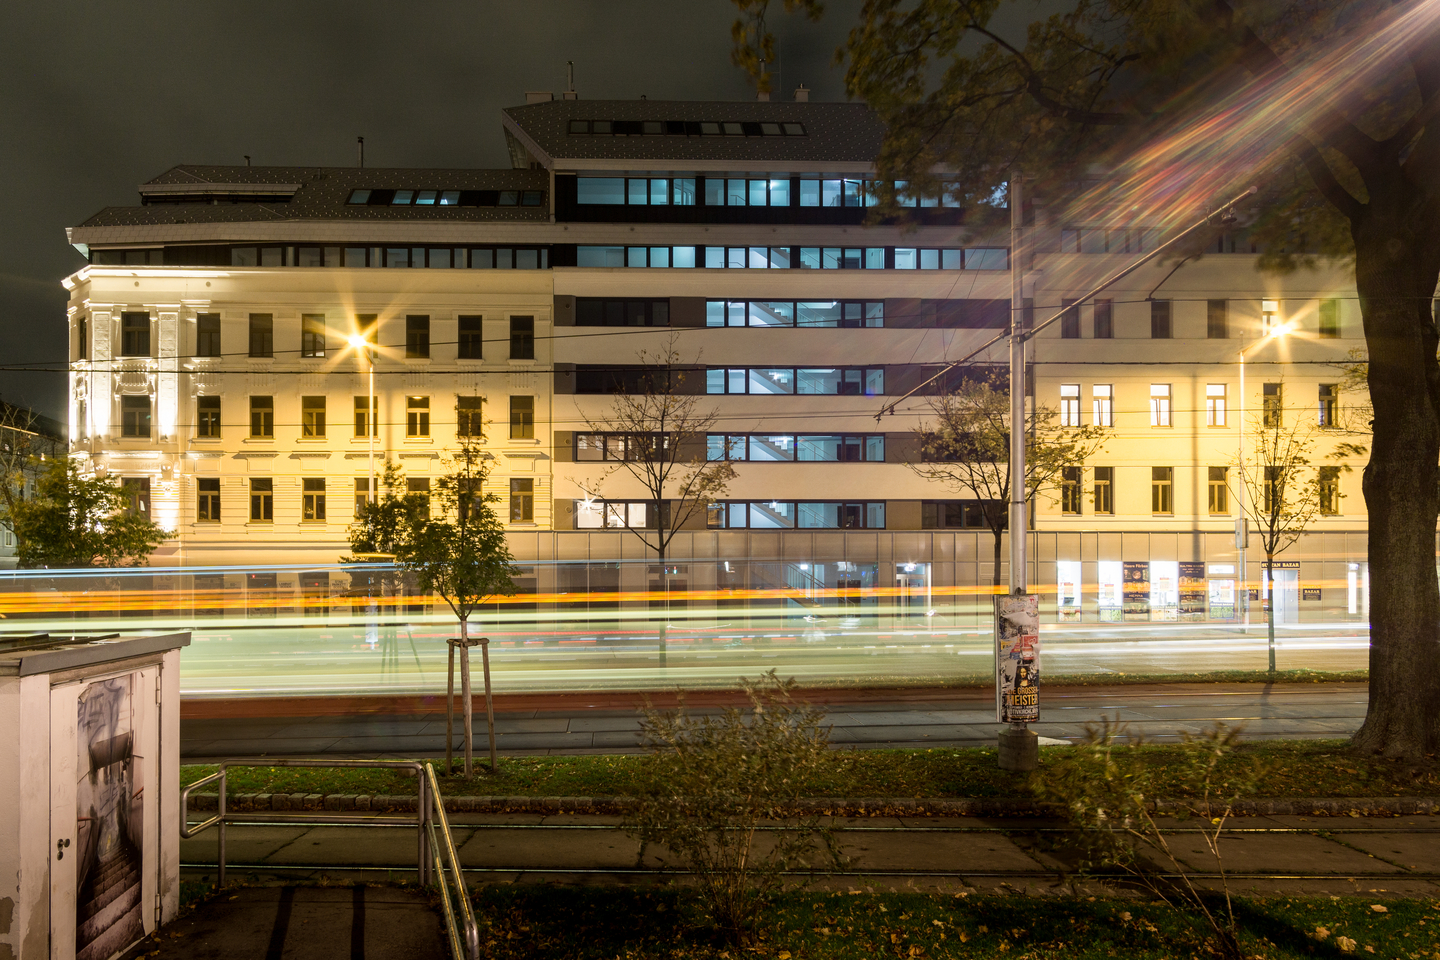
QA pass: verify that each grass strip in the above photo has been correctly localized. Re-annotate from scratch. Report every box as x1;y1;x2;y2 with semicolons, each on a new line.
180;738;1440;800
469;888;1429;959
793;668;1367;689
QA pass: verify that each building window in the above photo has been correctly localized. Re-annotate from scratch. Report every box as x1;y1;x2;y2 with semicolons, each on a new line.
1093;467;1114;515
405;315;430;358
510;396;534;439
1150;384;1172;427
510;316;535;360
1262;299;1280;335
1150;300;1171;339
249;478;273;522
1060;384;1081;426
576;299;671;327
248;314;273;358
1263;382;1282;427
1093;299;1113;339
354;478;371;515
407;396;430;437
197;477;220;522
706;501;885;530
1207;300;1228;339
121;395;151;438
355;313;377;340
196;313;221;357
576;500;660;529
1208;466;1229;514
457;396;483;437
704;366;884;396
1060;467;1082;515
1206;383;1227;426
121;478;150;519
1319;299;1340;338
510;478;534;522
703;434;882;462
250;396;274;438
301;314;327;358
407;478;430;519
303;478;326;521
458;315;483;359
1059;299;1080;339
1319;466;1341;515
578;433;673;462
302;396;326;437
354;396;377;437
1264;465;1282;514
120;312;150;357
706;300;884;328
197;396;220;438
76;315;88;360
1319;384;1338;427
1092;384;1113;427
920;500;1003;529
1151;467;1174;514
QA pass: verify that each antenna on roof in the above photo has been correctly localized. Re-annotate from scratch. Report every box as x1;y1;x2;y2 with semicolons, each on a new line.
357;137;364;169
563;61;578;100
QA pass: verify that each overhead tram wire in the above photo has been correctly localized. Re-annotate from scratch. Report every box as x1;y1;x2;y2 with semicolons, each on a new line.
873;185;1261;423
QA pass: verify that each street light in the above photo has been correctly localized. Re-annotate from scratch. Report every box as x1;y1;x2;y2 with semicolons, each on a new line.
348;333;376;506
1236;316;1292;666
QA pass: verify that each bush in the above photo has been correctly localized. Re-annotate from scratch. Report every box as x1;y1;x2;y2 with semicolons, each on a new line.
625;670;845;946
1036;719;1267;960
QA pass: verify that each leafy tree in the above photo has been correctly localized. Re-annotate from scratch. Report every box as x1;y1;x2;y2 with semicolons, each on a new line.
396;429;517;777
581;336;736;666
909;371;1107;586
0;402;62;560
735;0;1440;758
1235;396;1322;674
10;458;168;568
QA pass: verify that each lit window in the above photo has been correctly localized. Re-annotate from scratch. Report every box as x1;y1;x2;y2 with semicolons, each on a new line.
1206;384;1227;426
303;478;326;521
1150;384;1172;427
407;396;430;437
1060;384;1081;427
1092;385;1113;427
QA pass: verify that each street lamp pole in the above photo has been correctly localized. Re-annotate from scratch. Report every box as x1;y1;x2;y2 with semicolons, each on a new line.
367;343;376;506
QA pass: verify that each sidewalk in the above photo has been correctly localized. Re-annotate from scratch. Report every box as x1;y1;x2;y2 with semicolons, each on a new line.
117;884;444;960
178;812;1440;899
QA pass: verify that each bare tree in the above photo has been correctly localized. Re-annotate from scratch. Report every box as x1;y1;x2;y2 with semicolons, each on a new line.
581;336;736;665
1236;396;1323;675
908;371;1107;586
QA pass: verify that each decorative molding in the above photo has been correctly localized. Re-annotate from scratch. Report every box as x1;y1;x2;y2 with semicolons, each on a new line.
232;451;278;459
288;452;333;460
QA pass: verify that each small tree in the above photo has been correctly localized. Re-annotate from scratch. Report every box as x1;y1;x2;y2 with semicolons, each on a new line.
582;336;736;666
396;426;516;777
10;458;168;568
908;371;1107;586
1236;401;1322;674
626;671;843;946
0;403;62;560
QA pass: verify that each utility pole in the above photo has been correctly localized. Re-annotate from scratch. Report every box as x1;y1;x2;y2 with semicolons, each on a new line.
997;173;1040;772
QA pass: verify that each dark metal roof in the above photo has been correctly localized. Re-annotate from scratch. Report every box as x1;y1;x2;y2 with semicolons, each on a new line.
502;99;885;167
76;165;550;229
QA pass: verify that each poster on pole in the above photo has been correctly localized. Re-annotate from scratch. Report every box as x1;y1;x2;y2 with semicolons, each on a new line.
995;594;1040;723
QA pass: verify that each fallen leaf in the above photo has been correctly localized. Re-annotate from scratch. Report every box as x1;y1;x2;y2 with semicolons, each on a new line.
1315;926;1330;941
1337;935;1357;954
1119;912;1132;921
778;952;791;959
1370;904;1388;913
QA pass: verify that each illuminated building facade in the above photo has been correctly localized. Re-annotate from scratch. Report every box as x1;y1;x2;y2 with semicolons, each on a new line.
62;91;1369;622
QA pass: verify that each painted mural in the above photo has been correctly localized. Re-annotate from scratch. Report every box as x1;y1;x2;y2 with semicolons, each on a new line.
74;674;144;960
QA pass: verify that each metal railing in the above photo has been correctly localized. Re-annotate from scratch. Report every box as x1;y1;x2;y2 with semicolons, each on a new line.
425;763;480;960
180;758;430;888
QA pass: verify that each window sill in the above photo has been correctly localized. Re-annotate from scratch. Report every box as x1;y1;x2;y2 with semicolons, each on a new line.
243;437;275;444
403;437;433;443
192;436;222;443
296;437;328;443
508;359;537;367
404;357;433;364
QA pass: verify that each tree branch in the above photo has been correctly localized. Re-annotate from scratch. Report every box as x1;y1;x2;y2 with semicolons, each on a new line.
1288;136;1364;222
967;24;1132;126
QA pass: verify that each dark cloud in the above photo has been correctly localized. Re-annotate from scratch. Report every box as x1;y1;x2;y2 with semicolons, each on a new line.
0;0;862;417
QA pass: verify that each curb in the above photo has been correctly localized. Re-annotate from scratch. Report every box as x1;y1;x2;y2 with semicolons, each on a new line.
184;793;1440;819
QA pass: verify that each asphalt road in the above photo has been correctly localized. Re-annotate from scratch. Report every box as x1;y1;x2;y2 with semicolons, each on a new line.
180;681;1369;761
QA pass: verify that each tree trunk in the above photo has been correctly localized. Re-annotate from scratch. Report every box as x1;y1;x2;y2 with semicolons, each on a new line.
460;616;474;778
991;527;1004;588
480;636;497;772
1351;195;1440;759
1265;555;1276;676
656;529;668;668
445;638;455;775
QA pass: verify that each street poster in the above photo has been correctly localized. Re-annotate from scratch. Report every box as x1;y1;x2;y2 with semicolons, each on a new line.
995;593;1040;723
1122;561;1150;621
1179;562;1206;620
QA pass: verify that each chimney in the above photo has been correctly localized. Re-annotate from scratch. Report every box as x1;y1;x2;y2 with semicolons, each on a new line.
757;91;770;101
793;84;809;102
563;61;578;99
525;91;554;104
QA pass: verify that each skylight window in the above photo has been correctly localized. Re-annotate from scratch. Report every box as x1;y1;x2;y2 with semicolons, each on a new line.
347;189;371;204
439;191;460;205
415;190;437;205
391;190;414;205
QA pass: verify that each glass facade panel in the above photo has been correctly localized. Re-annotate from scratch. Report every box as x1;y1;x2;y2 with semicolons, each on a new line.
748;369;794;394
748;301;794;326
748;435;796;461
577;179;625;204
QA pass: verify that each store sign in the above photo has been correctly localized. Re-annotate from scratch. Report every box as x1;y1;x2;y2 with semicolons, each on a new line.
995;594;1040;723
1122;561;1150;620
1302;587;1322;601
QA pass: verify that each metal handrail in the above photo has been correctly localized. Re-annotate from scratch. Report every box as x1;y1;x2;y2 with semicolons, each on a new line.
180;758;429;888
424;763;480;960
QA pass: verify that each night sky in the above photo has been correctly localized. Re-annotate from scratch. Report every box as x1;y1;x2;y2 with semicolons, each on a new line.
0;0;866;420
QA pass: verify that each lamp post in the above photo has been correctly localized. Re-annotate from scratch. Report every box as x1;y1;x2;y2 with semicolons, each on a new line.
348;333;376;505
